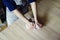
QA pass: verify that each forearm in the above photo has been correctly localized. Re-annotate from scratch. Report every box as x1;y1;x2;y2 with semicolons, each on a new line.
30;2;37;22
12;9;30;24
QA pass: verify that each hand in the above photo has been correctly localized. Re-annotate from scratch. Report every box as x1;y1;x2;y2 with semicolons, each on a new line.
26;22;35;30
35;19;42;29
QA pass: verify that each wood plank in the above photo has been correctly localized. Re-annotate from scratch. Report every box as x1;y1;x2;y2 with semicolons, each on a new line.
0;0;60;40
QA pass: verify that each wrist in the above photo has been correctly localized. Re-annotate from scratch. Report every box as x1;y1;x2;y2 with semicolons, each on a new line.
34;18;37;22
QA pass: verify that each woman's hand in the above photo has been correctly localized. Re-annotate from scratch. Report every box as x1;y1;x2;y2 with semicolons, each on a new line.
26;22;35;30
35;19;42;29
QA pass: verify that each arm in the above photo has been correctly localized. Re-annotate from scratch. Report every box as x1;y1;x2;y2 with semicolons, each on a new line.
30;1;42;27
28;0;38;23
30;2;37;23
2;0;30;24
12;9;30;24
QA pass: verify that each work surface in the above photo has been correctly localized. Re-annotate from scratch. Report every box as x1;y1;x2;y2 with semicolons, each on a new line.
0;0;60;40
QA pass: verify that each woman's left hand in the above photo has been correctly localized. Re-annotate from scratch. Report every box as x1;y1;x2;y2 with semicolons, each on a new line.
35;19;42;29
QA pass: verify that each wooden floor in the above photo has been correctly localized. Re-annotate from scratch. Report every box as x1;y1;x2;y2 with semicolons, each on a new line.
0;0;60;40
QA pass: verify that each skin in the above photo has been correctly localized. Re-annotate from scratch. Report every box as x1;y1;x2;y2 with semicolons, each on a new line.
30;2;38;26
12;2;41;29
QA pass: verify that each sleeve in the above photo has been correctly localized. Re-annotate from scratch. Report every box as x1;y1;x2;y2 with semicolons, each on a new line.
28;0;36;3
2;0;17;11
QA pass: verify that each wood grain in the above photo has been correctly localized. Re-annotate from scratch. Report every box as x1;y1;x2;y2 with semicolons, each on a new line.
0;0;60;40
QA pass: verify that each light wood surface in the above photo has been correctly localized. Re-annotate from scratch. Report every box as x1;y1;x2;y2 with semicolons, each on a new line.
0;0;60;40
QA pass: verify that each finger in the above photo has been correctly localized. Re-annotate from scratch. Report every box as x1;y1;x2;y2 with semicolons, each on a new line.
37;23;42;28
29;23;35;29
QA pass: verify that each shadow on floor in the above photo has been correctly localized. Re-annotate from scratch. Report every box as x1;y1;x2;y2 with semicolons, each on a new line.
37;12;48;27
37;0;54;27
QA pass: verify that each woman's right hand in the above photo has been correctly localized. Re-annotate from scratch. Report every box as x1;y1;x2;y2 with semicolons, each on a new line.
26;22;35;30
